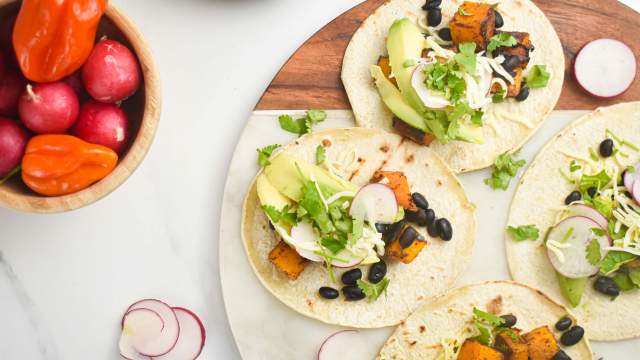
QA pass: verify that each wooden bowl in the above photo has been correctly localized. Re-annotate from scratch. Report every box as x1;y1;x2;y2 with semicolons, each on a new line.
0;1;161;213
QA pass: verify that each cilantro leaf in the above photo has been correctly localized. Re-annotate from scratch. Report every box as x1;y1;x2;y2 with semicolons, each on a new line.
262;205;297;227
299;181;334;233
485;152;526;190
471;308;505;346
473;323;492;346
257;144;280;167
454;42;477;74
278;114;308;135
526;65;550;89
586;238;602;266
628;268;640;287
357;278;390;302
507;224;540;241
305;109;327;129
473;308;506;327
492;88;506;103
487;33;517;52
321;237;345;254
458;7;473;16
315;145;326;165
578;170;611;193
599;251;636;275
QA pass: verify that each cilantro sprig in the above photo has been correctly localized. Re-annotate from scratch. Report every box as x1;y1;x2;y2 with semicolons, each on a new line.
507;224;539;241
485;152;526;190
487;33;517;52
526;65;550;89
278;110;327;136
357;278;390;302
315;145;326;165
454;42;477;75
472;308;506;346
257;144;280;167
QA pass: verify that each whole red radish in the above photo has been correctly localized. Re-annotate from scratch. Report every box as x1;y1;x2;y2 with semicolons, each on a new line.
73;100;129;153
0;117;28;177
0;69;26;117
19;82;79;134
82;39;141;103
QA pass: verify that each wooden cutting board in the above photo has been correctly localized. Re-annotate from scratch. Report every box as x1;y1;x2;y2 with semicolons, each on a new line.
255;0;640;111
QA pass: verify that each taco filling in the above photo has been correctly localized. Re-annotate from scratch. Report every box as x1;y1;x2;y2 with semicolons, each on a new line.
370;1;550;146
510;130;640;307
256;152;452;302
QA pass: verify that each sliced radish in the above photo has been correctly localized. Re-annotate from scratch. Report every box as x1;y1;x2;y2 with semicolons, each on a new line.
330;249;364;268
318;330;361;360
546;216;609;278
349;184;398;224
633;179;640;205
624;164;639;193
119;309;163;360
290;221;324;262
568;204;609;229
125;299;180;357
152;308;206;360
574;39;636;98
411;64;450;109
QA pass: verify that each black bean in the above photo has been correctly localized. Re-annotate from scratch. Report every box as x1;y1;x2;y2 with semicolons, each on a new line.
515;85;530;102
383;220;405;245
375;223;390;234
494;11;504;28
593;276;620;297
500;314;517;328
341;268;362;286
399;226;419;248
502;55;521;71
555;316;572;331
406;208;428;226
342;285;366;301
587;186;597;198
552;350;572;360
599;138;614;157
369;260;387;284
427;213;439;237
412;192;429;210
560;326;584;346
427;8;442;27
422;0;442;10
319;287;339;299
436;218;453;241
564;190;582;205
437;28;452;41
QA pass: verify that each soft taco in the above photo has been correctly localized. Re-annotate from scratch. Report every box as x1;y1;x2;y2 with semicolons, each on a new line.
242;127;475;327
342;0;564;173
377;281;592;360
507;102;640;340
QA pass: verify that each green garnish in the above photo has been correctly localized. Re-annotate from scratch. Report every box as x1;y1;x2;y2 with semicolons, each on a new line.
490;2;500;9
262;205;297;227
569;160;581;172
507;224;540;241
492;89;506;103
561;227;574;243
257;144;280;167
484;152;526;190
357;278;390;302
526;65;550;89
454;42;477;74
458;7;473;16
471;308;506;346
613;273;634;291
403;59;417;68
278;110;327;136
299;180;334;233
0;165;20;186
423;62;467;104
320;237;345;254
487;33;517;52
591;227;606;237
599;251;636;275
315;145;326;165
606;129;640;152
578;170;611;193
586;238;602;266
628;268;640;287
589;147;599;161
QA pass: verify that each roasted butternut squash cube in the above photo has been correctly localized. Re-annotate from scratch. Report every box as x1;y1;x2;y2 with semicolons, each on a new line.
495;329;529;360
494;31;533;69
385;226;427;264
450;2;496;50
372;170;418;211
377;56;397;87
392;117;436;146
269;241;307;280
507;68;523;97
523;326;559;360
457;339;504;360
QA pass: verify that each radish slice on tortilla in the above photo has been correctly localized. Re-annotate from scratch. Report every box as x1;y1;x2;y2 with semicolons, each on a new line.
125;299;180;357
624;164;639;194
290;221;324;262
574;39;636;98
411;64;450;109
318;330;361;360
633;179;640;205
546;216;609;278
350;183;398;224
152;308;206;360
119;309;164;360
330;249;364;268
568;204;609;229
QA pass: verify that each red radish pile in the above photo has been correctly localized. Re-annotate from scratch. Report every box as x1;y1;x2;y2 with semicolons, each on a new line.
574;39;636;99
119;299;205;360
0;8;143;190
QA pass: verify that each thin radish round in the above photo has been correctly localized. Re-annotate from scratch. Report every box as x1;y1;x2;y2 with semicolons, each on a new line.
568;204;609;229
624;164;639;193
119;308;163;360
411;64;449;109
152;308;206;360
318;330;368;360
349;183;398;224
125;299;180;357
546;216;609;278
290;221;324;262
574;39;636;98
633;179;640;205
330;249;364;268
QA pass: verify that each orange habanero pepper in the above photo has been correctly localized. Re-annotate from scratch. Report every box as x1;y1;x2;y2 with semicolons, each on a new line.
22;135;118;196
12;0;108;83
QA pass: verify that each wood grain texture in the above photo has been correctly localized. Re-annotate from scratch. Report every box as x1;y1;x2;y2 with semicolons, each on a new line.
255;0;640;111
0;1;161;213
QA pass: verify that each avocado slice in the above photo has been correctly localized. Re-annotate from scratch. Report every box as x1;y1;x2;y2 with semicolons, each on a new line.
256;173;293;212
556;272;587;308
454;124;484;144
386;18;426;113
264;154;358;203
